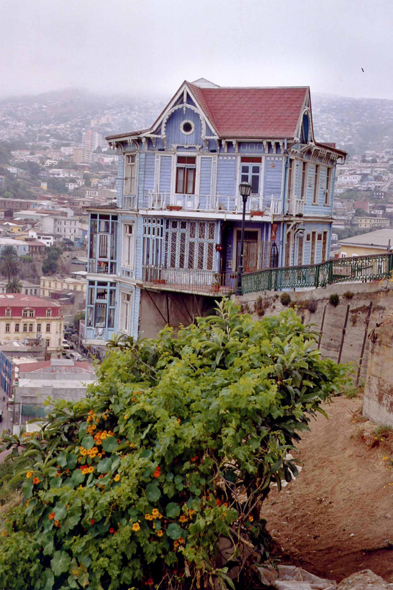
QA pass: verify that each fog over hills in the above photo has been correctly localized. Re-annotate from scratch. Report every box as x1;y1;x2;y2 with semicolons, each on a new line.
2;88;393;156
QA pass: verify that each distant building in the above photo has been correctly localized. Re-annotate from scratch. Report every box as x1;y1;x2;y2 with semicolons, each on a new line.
40;275;87;298
82;128;105;152
41;215;82;243
353;217;390;229
0;238;29;256
339;228;393;257
0;294;63;355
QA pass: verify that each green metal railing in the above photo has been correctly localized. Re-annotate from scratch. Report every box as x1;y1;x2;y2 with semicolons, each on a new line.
242;253;393;294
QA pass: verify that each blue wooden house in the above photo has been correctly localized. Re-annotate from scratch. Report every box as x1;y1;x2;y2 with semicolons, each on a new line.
85;78;346;345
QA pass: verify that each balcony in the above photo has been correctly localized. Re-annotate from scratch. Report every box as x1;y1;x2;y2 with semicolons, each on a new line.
141;266;237;296
146;191;276;215
88;260;117;275
123;195;137;210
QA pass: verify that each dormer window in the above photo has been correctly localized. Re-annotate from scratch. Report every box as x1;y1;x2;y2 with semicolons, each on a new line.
240;157;261;194
180;120;194;135
300;112;310;144
125;154;137;195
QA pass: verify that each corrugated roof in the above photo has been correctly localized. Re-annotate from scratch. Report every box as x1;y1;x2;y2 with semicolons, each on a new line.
339;229;393;248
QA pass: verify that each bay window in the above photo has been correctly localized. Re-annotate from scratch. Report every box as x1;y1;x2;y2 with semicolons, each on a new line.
176;157;196;194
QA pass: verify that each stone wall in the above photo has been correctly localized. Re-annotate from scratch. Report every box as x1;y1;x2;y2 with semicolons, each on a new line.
363;315;393;425
239;281;393;385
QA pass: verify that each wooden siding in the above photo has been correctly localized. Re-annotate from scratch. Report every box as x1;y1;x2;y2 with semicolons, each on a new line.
304;163;332;216
263;156;283;209
199;157;212;209
159;155;172;192
217;156;236;208
135;218;144;281
165;107;203;146
117;155;123;207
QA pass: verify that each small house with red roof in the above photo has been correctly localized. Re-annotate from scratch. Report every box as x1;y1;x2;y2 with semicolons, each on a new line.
85;79;346;344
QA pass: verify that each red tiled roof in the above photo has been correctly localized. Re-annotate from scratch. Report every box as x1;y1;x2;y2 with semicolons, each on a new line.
0;294;60;308
19;360;94;373
187;83;309;139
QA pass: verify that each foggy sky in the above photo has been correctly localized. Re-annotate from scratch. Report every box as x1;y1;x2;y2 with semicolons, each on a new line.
2;0;393;100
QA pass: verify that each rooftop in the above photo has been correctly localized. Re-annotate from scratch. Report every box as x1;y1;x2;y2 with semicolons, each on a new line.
339;229;393;248
0;294;60;308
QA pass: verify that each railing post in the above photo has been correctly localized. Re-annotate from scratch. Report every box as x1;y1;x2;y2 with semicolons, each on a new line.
389;253;393;274
315;263;320;288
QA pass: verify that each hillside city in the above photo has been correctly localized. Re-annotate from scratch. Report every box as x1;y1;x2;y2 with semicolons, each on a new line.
0;86;391;434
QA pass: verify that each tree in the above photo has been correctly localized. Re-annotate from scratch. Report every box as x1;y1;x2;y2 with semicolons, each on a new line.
0;301;348;590
5;278;22;293
0;246;19;282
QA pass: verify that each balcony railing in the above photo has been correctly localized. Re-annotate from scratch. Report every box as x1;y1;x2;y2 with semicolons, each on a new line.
147;191;274;215
286;199;304;216
142;266;237;295
123;195;137;210
88;260;117;275
242;253;393;294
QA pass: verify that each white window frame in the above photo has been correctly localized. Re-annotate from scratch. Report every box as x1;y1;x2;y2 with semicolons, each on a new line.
122;224;134;269
125;154;137;196
121;292;132;334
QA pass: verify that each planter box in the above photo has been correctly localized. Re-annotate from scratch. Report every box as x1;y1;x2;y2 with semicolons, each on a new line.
250;210;264;217
167;205;182;211
151;279;166;284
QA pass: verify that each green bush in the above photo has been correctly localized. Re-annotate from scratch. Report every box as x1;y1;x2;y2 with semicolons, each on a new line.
0;301;347;590
343;291;354;299
20;255;33;263
280;292;291;306
329;293;340;307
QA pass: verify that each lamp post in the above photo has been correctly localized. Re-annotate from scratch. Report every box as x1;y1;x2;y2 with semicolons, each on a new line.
236;182;252;295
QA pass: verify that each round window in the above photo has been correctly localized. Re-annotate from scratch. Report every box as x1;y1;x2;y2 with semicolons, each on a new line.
180;120;194;135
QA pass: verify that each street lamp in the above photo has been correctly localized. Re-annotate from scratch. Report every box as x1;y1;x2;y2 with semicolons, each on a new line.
236;182;252;295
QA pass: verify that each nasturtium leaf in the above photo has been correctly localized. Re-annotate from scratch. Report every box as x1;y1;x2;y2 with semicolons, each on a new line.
78;422;87;439
102;437;118;452
40;569;55;590
165;472;174;482
21;478;33;499
166;523;182;540
43;538;54;556
66;454;78;470
81;436;94;450
57;452;67;468
139;449;152;459
25;497;36;515
49;477;62;489
51;550;71;576
146;483;161;502
54;504;67;520
71;469;85;486
165;502;180;518
97;457;112;473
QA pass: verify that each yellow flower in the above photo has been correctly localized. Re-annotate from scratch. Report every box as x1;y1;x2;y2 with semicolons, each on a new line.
88;466;94;474
383;456;389;460
80;448;87;456
145;514;153;520
130;443;134;448
26;471;33;479
132;522;140;532
179;515;188;523
114;474;120;482
249;516;254;522
151;509;159;518
157;529;163;537
124;415;128;420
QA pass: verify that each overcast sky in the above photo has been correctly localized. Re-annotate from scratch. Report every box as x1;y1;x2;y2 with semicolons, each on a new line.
2;0;393;100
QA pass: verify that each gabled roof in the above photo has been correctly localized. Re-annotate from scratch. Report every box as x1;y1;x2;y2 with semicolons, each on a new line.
187;83;309;139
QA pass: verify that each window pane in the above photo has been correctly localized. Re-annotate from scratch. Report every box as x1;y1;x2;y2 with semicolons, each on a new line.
176;168;184;193
241;165;249;173
95;303;107;327
186;169;195;194
179;233;186;268
188;242;195;268
197;243;204;269
208;223;215;240
251;175;259;194
252;166;259;173
199;222;205;239
189;222;196;238
170;233;177;268
207;243;214;270
241;174;248;183
108;308;115;328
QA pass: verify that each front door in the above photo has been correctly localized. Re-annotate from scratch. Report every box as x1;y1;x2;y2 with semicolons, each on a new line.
236;230;259;272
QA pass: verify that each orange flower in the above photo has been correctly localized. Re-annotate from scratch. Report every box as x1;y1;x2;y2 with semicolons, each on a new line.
33;477;40;485
179;515;188;523
132;522;140;532
54;520;60;528
145;514;153;521
249;516;254;523
157;529;163;537
114;474;120;482
151;509;159;518
178;537;185;544
26;471;33;478
48;512;55;520
147;579;154;586
153;466;161;478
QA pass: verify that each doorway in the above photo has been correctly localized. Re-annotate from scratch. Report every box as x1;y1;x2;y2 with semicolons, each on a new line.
236;230;259;272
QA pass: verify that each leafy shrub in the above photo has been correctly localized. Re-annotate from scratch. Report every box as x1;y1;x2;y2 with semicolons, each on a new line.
329;293;340;307
280;292;291;306
254;296;269;317
343;291;354;299
20;255;33;263
305;300;318;313
0;300;347;590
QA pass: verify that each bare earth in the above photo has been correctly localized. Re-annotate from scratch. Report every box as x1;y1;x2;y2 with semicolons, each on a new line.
263;396;393;582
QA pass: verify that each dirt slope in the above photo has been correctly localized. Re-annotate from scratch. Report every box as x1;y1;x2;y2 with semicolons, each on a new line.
263;396;393;582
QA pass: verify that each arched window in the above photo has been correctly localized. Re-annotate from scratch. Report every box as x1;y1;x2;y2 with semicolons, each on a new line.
300;112;310;144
